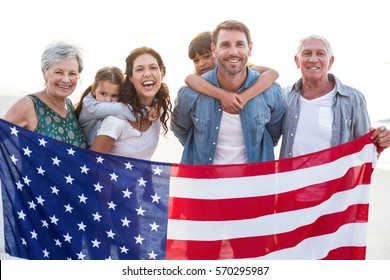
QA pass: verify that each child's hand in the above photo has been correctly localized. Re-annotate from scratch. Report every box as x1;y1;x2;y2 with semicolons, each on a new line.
147;107;160;121
220;92;243;114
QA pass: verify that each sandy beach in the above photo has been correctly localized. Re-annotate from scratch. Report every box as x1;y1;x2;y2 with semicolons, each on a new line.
0;93;389;260
366;168;390;259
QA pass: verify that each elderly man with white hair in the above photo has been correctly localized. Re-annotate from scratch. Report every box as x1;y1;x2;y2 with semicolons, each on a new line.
280;34;390;158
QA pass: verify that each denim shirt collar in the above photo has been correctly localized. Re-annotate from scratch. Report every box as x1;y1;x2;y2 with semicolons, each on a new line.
203;66;260;93
291;73;350;97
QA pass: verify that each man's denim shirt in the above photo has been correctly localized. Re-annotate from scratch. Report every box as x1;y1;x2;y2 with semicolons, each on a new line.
280;74;371;159
170;67;286;164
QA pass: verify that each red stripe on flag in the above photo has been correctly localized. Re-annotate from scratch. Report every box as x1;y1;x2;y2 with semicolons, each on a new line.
322;246;366;260
170;134;375;179
166;204;369;259
168;164;372;221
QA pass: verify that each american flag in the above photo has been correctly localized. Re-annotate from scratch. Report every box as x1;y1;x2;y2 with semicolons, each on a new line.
0;118;380;260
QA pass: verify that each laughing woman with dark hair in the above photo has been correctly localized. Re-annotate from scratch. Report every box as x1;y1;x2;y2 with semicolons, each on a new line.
90;46;172;160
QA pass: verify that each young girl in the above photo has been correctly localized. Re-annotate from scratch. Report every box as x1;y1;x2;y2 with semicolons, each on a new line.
74;66;158;147
89;47;172;160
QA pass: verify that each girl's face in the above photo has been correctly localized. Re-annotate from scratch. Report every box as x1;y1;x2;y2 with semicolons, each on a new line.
130;53;163;106
92;81;121;102
43;58;79;98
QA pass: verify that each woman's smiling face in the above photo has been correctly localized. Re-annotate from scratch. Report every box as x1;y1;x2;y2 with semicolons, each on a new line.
130;53;163;106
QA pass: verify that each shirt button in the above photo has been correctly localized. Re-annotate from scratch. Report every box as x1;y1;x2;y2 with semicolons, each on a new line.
212;142;216;145
216;127;219;130
290;133;294;136
208;158;212;161
289;153;292;156
196;118;199;122
295;115;298;118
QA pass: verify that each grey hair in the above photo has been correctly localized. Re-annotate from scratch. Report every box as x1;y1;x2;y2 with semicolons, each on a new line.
296;34;333;57
41;40;84;74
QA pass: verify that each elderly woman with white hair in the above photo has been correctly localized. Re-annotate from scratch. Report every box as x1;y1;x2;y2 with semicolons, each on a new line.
3;40;87;148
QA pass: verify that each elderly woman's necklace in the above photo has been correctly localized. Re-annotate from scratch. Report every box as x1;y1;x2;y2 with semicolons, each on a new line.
41;90;68;117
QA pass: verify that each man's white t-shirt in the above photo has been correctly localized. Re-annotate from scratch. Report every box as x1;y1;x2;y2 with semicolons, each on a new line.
213;111;247;164
293;88;336;157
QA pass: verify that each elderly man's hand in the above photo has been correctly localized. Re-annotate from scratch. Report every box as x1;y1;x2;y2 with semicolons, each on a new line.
370;126;390;148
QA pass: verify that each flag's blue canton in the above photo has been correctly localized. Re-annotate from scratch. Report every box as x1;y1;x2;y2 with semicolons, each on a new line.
0;120;171;260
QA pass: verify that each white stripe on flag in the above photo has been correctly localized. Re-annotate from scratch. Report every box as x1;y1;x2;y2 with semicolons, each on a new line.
167;185;369;240
169;144;376;199
255;223;367;260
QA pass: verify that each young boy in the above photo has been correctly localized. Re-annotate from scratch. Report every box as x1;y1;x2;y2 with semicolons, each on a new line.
186;31;279;113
